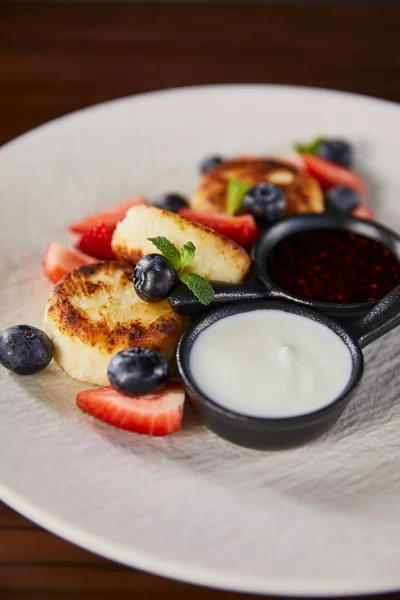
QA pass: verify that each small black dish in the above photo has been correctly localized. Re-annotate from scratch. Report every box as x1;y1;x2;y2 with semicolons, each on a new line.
170;214;400;321
176;285;400;451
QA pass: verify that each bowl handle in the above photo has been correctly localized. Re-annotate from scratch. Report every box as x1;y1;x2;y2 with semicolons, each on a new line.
347;285;400;348
169;280;282;316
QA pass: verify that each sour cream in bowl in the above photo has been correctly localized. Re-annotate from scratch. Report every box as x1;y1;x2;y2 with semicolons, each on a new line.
189;309;353;419
177;300;364;450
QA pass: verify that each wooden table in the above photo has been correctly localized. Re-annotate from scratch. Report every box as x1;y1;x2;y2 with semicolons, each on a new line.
0;3;399;599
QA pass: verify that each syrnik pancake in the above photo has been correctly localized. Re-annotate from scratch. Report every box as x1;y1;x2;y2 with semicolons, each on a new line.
191;157;324;215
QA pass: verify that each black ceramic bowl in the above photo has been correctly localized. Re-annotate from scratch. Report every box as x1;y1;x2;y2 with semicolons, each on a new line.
252;213;400;320
170;214;400;323
176;285;400;450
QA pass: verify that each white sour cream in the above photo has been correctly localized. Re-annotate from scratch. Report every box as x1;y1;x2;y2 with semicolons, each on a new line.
189;310;353;418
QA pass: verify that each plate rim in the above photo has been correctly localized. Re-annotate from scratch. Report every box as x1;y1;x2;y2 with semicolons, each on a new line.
1;83;398;156
2;482;400;597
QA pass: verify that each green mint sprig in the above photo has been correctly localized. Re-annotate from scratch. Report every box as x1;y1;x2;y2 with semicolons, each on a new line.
294;136;326;156
226;178;250;216
179;241;196;271
148;236;181;268
148;237;214;306
179;272;215;306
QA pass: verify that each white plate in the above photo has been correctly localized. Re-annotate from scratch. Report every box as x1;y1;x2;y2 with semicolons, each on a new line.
1;85;400;597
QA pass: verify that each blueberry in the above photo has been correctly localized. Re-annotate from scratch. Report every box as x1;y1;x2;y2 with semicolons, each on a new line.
200;155;223;174
0;325;53;375
154;193;188;213
133;254;176;303
325;186;360;214
108;348;169;396
317;139;353;168
242;183;287;224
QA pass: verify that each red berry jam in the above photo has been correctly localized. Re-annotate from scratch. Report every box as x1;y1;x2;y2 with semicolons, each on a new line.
267;229;400;304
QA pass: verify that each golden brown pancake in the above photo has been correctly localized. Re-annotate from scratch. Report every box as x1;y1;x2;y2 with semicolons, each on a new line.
44;262;185;385
112;205;251;283
191;157;324;215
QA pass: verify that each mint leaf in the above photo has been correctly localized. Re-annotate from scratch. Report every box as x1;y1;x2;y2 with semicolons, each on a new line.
226;178;250;216
179;241;196;272
294;136;326;155
148;237;181;271
179;272;215;306
149;237;212;304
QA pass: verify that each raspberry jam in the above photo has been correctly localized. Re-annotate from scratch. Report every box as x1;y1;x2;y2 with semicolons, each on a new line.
267;229;400;304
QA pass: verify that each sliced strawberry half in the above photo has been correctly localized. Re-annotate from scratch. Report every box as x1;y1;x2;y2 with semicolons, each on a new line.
76;222;116;260
179;208;259;249
69;195;147;234
303;154;366;194
43;243;97;284
76;381;185;436
352;202;374;221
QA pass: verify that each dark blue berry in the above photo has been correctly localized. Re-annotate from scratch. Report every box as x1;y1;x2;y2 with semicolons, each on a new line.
200;155;223;174
242;183;286;224
154;193;188;213
325;186;360;214
133;254;176;303
108;348;169;396
317;139;353;168
0;325;53;375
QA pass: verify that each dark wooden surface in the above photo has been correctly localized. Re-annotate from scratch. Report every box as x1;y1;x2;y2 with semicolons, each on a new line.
1;2;400;599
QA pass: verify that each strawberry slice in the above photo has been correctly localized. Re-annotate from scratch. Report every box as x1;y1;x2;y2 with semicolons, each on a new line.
69;195;147;234
76;381;185;436
76;222;116;260
179;209;259;249
352;202;374;221
43;243;97;284
303;154;366;194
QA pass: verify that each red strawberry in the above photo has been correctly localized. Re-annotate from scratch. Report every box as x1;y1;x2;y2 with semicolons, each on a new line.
352;202;374;221
76;222;116;260
43;243;97;284
76;381;185;436
179;209;259;249
69;195;147;234
303;154;366;194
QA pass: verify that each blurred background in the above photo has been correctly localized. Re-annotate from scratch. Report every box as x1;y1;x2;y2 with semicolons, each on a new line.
0;2;399;599
1;1;399;147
